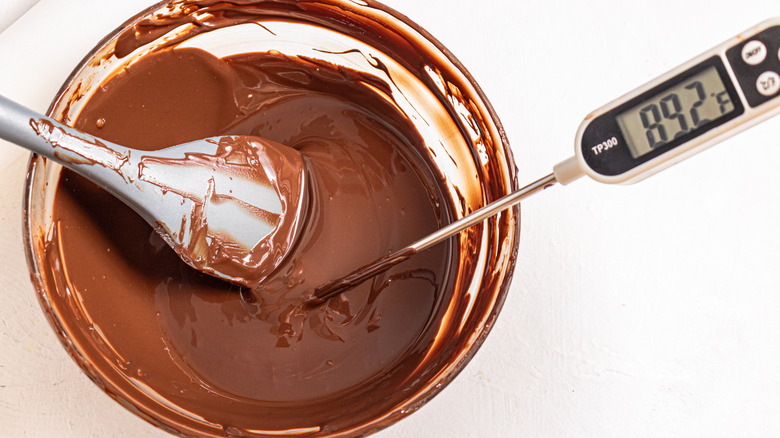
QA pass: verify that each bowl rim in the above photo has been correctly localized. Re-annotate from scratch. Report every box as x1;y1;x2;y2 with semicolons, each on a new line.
22;1;522;436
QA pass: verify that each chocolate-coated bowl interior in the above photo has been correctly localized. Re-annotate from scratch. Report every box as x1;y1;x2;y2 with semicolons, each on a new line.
23;1;519;436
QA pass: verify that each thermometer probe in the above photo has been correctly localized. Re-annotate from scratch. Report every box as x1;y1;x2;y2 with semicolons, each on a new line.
312;18;780;301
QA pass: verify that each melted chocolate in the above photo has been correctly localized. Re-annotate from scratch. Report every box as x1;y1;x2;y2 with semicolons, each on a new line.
32;1;521;436
310;247;418;304
50;46;454;432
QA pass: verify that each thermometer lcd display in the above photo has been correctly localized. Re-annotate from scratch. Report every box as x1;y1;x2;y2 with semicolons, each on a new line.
616;66;737;158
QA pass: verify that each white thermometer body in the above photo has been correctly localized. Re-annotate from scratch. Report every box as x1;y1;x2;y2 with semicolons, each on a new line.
555;18;780;185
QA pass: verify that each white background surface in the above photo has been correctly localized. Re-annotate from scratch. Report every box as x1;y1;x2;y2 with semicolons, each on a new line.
2;1;780;437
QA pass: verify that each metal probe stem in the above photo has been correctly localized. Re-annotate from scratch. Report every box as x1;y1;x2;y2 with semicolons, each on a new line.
410;173;558;252
311;172;558;303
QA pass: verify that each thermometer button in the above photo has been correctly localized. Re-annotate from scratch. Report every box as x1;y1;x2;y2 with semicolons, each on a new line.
756;71;780;96
742;40;768;65
726;25;780;107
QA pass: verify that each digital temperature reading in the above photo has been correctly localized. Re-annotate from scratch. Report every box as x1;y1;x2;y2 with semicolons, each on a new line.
616;66;737;158
568;19;780;186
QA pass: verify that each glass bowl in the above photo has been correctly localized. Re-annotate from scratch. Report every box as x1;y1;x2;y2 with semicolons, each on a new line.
23;1;520;436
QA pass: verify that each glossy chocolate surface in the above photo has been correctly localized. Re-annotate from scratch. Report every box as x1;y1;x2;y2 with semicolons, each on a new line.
28;1;519;436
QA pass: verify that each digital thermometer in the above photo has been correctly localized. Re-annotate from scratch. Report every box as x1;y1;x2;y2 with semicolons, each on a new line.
554;17;780;185
314;18;780;301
